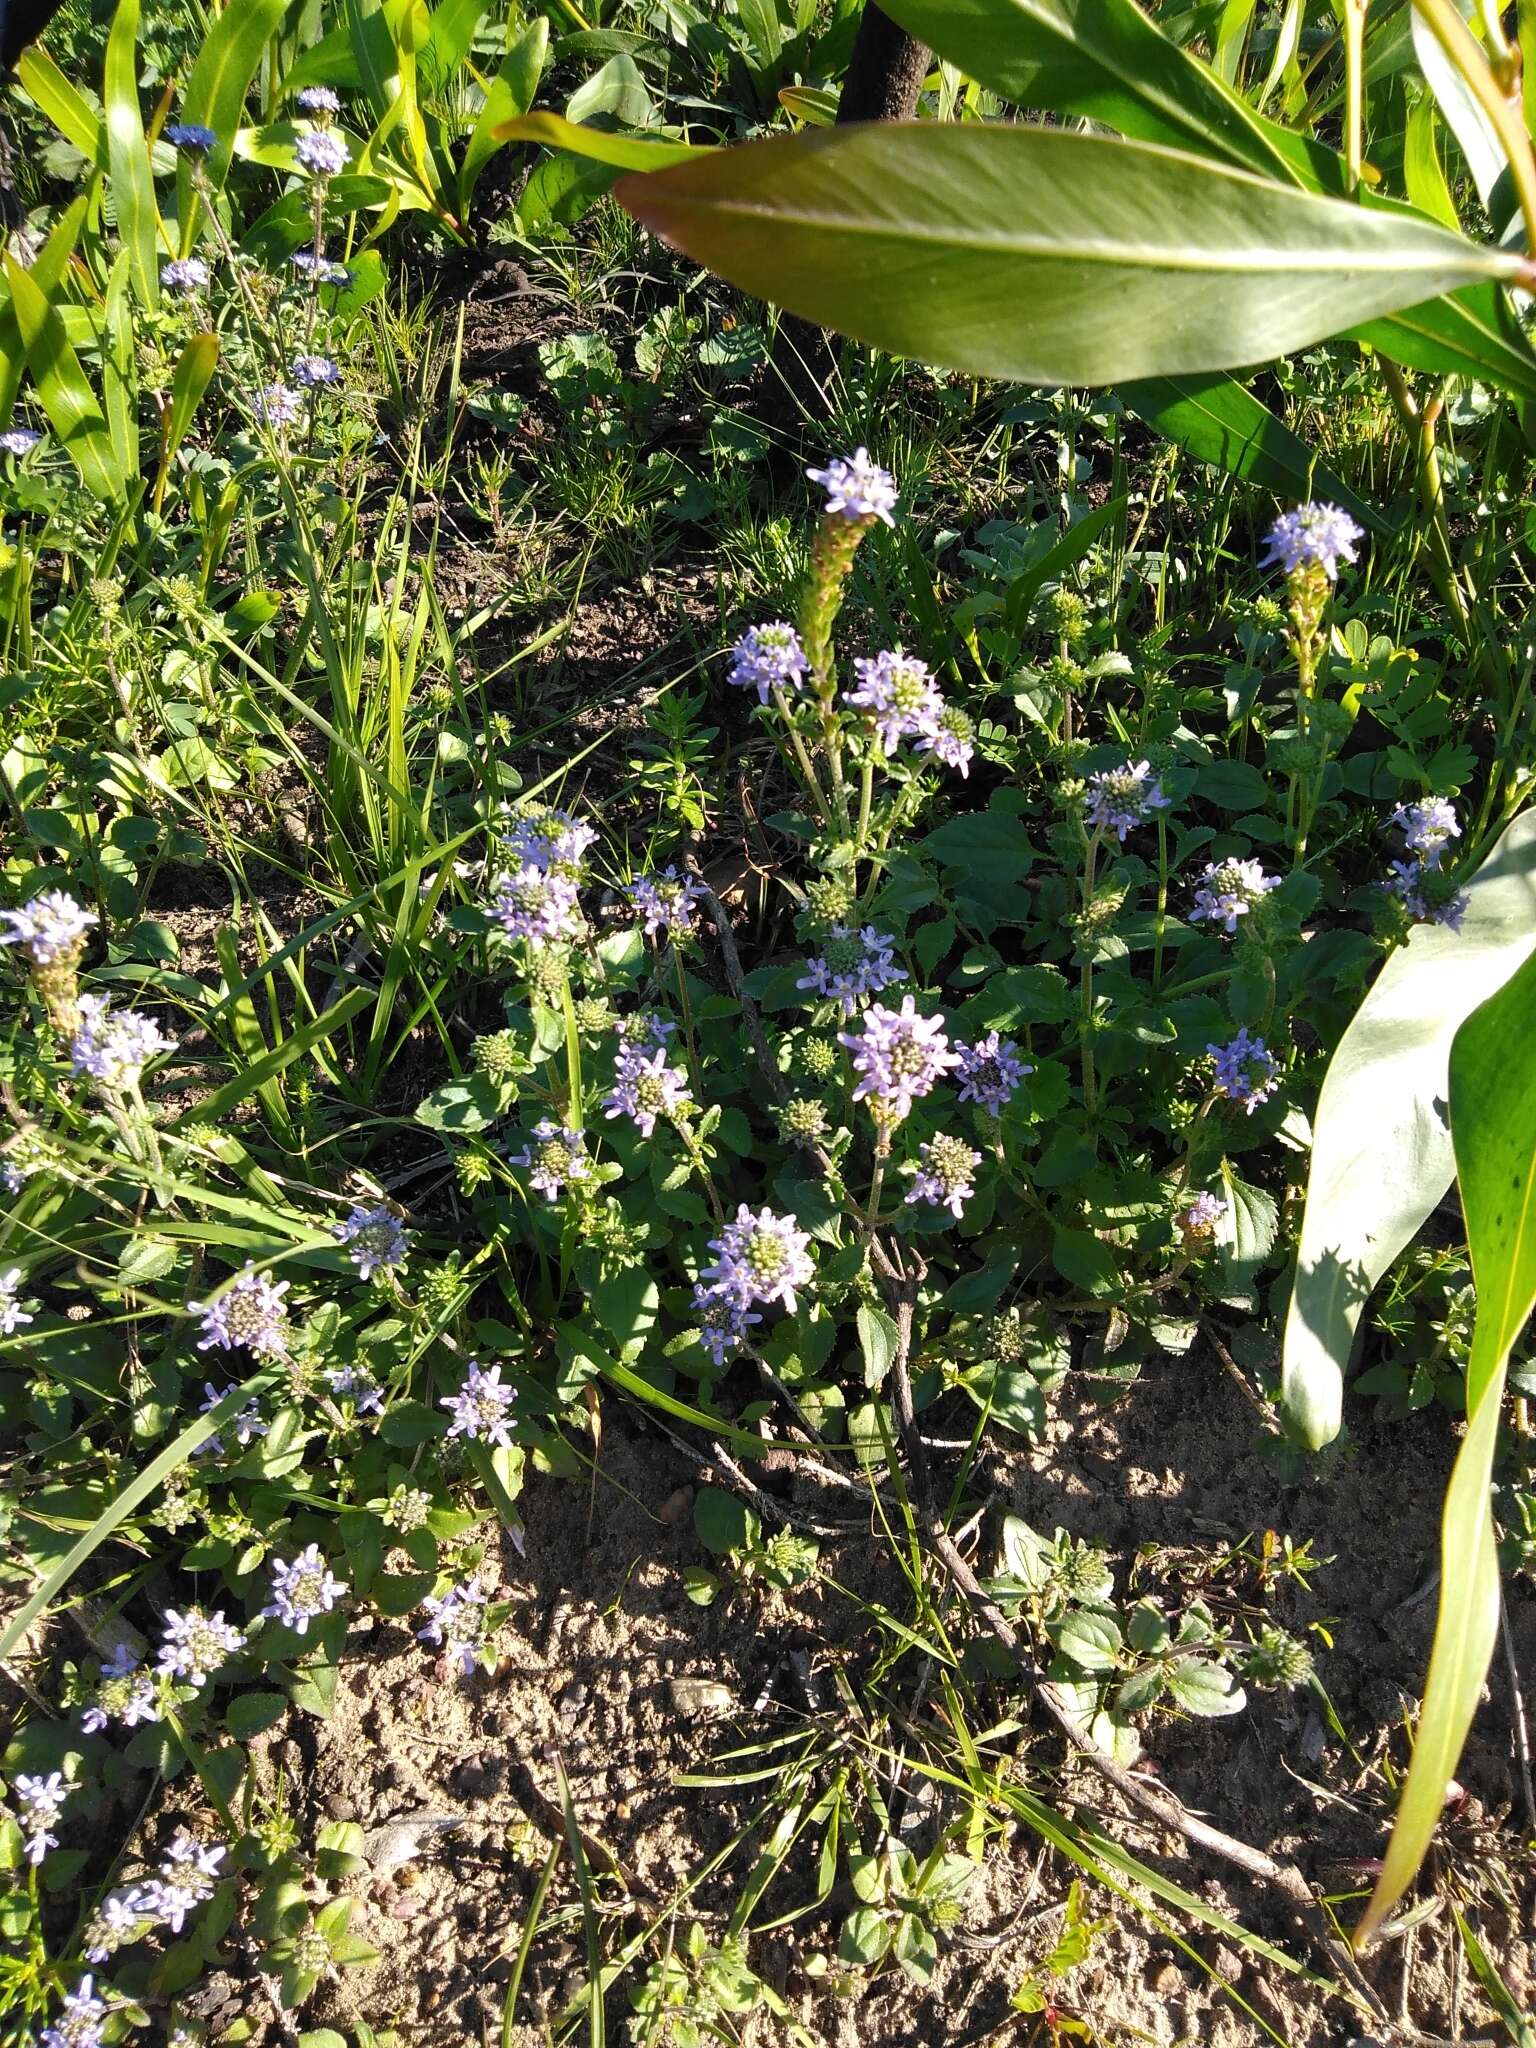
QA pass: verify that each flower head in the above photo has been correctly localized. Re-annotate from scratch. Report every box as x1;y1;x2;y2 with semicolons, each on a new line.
727;621;809;705
291;352;341;388
323;1360;384;1414
510;1118;591;1199
844;648;943;756
39;1975;108;2048
137;1833;226;1933
806;447;897;526
954;1032;1031;1116
441;1360;517;1447
490;862;582;947
1260;501;1363;581
334;1202;411;1279
0;1267;33;1337
80;1644;159;1734
1208;1029;1281;1113
1189;857;1281;935
196;1382;266;1455
70;993;175;1090
256;382;305;429
192;1265;291;1357
603;1046;692;1137
296;128;350;177
914;702;976;776
702;1205;814;1313
295;86;341;116
265;1545;346;1634
1383;859;1468;931
0;427;40;454
840;996;959;1122
418;1580;490;1676
1084;759;1171;842
1389;796;1460;871
161;257;210;293
690;1281;762;1367
797;923;907;1018
14;1770;68;1864
1178;1190;1225;1245
156;1606;246;1687
502;806;596;875
0;890;97;965
627;866;706;941
291;250;350;285
903;1135;982;1220
166;122;218;155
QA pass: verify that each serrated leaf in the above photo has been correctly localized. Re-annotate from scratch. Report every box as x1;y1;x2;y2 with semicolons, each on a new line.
1165;1656;1246;1717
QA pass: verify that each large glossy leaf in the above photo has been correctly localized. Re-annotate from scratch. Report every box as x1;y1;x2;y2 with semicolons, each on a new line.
1355;280;1536;404
177;0;288;215
4;256;124;502
1282;810;1536;1449
16;44;105;164
0;190;91;431
617;125;1520;387
494;110;705;172
1411;1;1506;217
1358;946;1536;1942
461;16;549;203
104;0;160;308
1117;371;1384;532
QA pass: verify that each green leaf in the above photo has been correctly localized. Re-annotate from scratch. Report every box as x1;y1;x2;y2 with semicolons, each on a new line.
1359;947;1536;1942
3;257;124;502
1165;1656;1247;1718
461;16;549;204
1282;810;1536;1448
177;0;289;200
494;108;705;173
694;1484;753;1556
184;985;373;1129
16;45;104;163
1051;1226;1124;1300
1118;372;1385;534
617;125;1518;387
104;0;161;309
1355;281;1536;406
855;1301;899;1388
163;333;218;469
1051;1610;1123;1673
1411;4;1506;218
225;1691;288;1740
565;52;651;128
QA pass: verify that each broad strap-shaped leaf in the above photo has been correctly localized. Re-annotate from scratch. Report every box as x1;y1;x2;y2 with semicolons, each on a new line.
4;255;124;502
1354;280;1536;405
1118;371;1385;533
1411;2;1507;220
1282;810;1536;1449
617;124;1521;387
493;109;704;173
16;43;105;164
461;16;549;203
1357;944;1536;1942
104;0;161;308
176;0;289;222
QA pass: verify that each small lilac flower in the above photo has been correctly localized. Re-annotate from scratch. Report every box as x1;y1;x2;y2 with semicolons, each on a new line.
1178;1190;1225;1244
914;703;976;776
0;890;97;965
14;1770;67;1864
603;1046;692;1137
806;446;897;525
323;1361;384;1413
1189;857;1281;935
441;1359;517;1447
295;86;341;116
1084;759;1171;842
1383;860;1468;931
160;258;210;293
196;1383;266;1455
39;1976;108;2048
166;122;218;155
702;1205;815;1313
510;1118;591;1199
1389;796;1460;871
80;1644;159;1734
690;1281;761;1367
1259;501;1363;581
70;994;176;1090
503;807;597;874
256;382;305;429
418;1580;490;1677
0;427;40;454
83;1888;150;1962
840;996;959;1122
291;352;341;388
138;1833;226;1933
156;1606;246;1687
0;1267;33;1336
844;648;943;756
628;866;706;940
727;621;809;705
615;1011;676;1055
193;1265;290;1357
291;251;350;285
954;1032;1031;1116
334;1202;411;1279
1208;1029;1281;1113
296;128;350;177
490;862;582;947
1434;889;1470;931
903;1135;981;1220
265;1545;345;1634
797;923;907;1018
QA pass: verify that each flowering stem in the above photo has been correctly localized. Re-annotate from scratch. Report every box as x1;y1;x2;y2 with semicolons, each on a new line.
1152;813;1169;993
1078;830;1102;1116
770;684;832;827
676;1120;724;1225
855;754;875;855
1341;0;1368;195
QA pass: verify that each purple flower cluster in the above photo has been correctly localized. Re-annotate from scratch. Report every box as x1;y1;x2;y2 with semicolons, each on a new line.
702;1205;814;1313
193;1265;291;1357
840;996;959;1122
953;1032;1030;1116
491;863;582;947
197;1382;266;1456
256;382;305;429
1084;759;1171;842
157;1606;247;1687
845;648;943;756
511;1119;591;1199
915;703;976;777
291;352;342;387
903;1135;982;1220
80;1643;159;1734
1189;857;1280;935
295;86;341;116
418;1579;490;1676
690;1281;762;1368
323;1360;384;1413
0;889;97;964
441;1359;517;1447
797;923;906;1018
166;122;217;155
1382;799;1466;929
1208;1029;1281;1113
161;257;209;293
265;1545;345;1633
39;1975;108;2048
0;426;40;454
1179;1190;1225;1242
292;251;350;285
335;1202;411;1278
1390;796;1460;870
628;866;706;940
728;621;809;704
296;128;350;177
0;1266;33;1336
806;447;897;526
1260;501;1363;581
505;807;597;873
138;1833;228;1933
70;994;176;1090
604;1044;692;1137
14;1770;67;1864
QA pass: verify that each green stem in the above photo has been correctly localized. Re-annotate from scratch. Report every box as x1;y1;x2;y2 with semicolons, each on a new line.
1079;830;1101;1115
